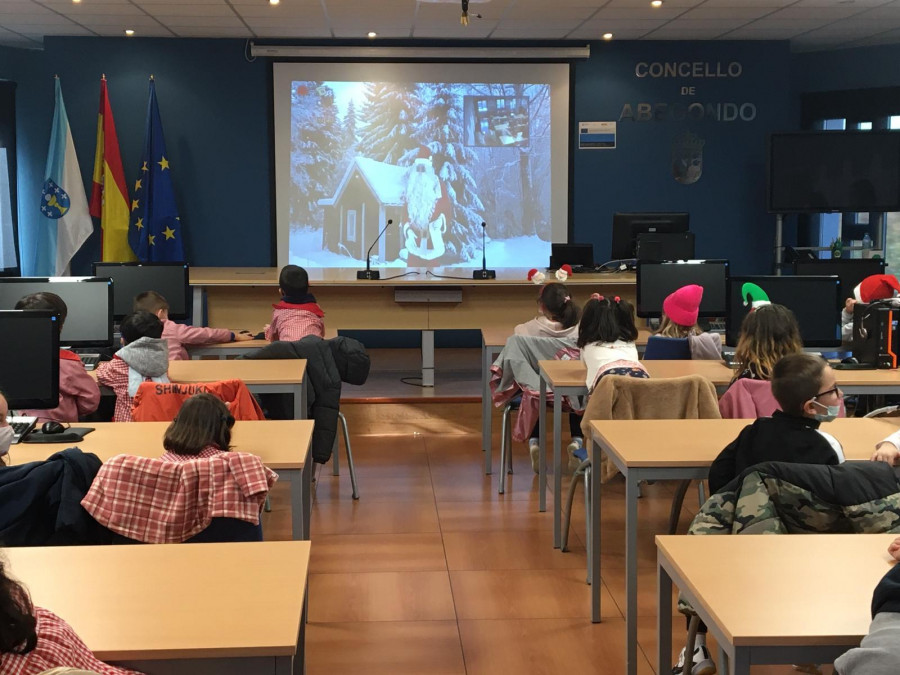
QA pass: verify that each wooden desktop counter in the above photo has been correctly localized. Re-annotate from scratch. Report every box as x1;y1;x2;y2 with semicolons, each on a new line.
6;541;310;674
191;267;637;331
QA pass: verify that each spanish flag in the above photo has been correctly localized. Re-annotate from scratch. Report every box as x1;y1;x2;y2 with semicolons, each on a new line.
89;76;135;261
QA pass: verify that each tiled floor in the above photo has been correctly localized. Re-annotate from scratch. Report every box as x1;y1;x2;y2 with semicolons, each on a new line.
262;401;834;674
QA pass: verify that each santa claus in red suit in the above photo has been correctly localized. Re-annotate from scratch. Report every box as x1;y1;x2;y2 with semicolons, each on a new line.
403;146;452;266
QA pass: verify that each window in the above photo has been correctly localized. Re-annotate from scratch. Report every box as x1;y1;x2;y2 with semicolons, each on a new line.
346;210;357;243
0;148;16;270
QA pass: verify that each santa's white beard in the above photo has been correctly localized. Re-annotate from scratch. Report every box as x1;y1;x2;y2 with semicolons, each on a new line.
405;165;442;237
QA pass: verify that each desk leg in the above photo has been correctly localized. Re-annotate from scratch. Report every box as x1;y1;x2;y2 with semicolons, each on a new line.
625;471;639;675
192;286;203;327
422;330;435;387
590;437;602;622
482;338;492;475
293;382;307;421
552;393;562;549
657;558;673;675
285;463;310;541
539;379;547;513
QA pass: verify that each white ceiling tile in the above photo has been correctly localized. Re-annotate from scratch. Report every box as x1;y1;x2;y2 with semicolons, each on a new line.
155;14;245;26
411;21;497;36
235;4;323;16
503;6;598;19
0;12;81;25
793;0;888;6
0;2;52;15
251;26;334;35
856;1;900;17
69;14;164;26
604;0;702;7
576;17;668;28
332;26;413;37
244;15;328;28
739;16;833;30
725;24;813;38
169;25;251;35
595;6;685;19
681;6;776;20
142;4;237;16
18;23;94;34
567;25;652;37
57;4;149;15
848;26;900;44
94;24;174;35
495;17;584;28
704;0;793;5
768;6;872;18
490;26;574;37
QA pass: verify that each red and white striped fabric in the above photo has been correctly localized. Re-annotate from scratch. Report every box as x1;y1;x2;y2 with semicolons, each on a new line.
0;607;136;675
81;452;277;543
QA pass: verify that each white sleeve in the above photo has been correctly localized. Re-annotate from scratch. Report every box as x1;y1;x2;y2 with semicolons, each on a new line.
880;429;900;452
816;429;845;463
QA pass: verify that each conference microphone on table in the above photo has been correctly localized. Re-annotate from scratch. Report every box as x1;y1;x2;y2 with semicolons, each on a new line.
357;219;393;280
473;221;496;280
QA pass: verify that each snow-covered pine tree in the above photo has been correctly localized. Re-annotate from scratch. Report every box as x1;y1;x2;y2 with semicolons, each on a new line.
413;83;484;262
342;98;358;167
358;82;420;165
289;81;341;231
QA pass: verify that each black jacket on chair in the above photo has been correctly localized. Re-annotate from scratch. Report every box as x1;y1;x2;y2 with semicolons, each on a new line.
0;448;109;546
240;336;370;463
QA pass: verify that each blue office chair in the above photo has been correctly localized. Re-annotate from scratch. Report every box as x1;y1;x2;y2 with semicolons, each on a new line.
642;335;691;360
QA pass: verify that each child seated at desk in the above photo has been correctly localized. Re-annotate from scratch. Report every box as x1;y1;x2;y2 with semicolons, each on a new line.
95;311;169;423
673;352;845;675
264;265;324;342
728;303;803;385
832;537;900;674
653;284;722;359
14;292;100;423
160;393;235;461
133;290;252;361
0;558;135;674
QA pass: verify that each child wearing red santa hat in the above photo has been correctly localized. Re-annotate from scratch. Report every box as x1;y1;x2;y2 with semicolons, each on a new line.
653;284;722;359
841;274;900;342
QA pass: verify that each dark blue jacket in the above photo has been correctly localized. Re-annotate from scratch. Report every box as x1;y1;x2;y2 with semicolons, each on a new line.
0;448;107;546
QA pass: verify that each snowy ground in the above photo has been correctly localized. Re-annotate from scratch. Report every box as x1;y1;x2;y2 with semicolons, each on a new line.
289;226;551;269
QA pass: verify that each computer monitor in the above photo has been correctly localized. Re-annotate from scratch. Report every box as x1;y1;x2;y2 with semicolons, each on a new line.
635;232;695;262
549;243;594;269
726;275;843;348
793;258;887;302
0;310;60;409
636;260;729;319
609;212;690;261
0;277;113;348
92;262;190;320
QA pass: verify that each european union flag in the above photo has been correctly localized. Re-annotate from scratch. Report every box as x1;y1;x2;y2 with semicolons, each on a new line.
128;79;184;262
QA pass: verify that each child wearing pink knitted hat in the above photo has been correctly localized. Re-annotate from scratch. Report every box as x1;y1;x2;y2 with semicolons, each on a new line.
655;284;722;359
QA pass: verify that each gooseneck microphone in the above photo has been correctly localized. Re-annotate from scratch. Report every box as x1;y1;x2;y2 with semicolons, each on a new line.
472;221;496;280
357;219;393;280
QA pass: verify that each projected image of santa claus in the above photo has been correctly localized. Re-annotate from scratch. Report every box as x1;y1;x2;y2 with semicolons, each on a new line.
402;146;452;267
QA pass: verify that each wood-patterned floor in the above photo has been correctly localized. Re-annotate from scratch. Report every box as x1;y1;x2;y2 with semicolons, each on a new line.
261;400;832;674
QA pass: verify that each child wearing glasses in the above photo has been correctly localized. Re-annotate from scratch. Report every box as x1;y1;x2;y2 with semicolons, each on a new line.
674;351;845;675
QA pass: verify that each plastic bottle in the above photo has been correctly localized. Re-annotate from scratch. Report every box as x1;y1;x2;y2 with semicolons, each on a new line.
831;238;843;259
862;233;873;258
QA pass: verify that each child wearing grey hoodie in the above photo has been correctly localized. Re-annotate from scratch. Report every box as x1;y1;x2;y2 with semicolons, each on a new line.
96;310;170;422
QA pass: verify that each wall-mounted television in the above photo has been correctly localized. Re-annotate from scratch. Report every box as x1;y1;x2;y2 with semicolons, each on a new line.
768;131;900;213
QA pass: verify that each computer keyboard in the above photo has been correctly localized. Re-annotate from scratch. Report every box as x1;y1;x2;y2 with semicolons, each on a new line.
8;416;37;444
78;353;101;370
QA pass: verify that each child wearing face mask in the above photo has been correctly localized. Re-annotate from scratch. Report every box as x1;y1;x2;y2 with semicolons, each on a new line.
672;352;845;675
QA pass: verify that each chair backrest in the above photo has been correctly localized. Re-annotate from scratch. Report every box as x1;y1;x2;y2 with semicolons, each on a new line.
132;378;265;422
642;335;692;360
582;374;721;482
718;378;780;419
82;453;273;544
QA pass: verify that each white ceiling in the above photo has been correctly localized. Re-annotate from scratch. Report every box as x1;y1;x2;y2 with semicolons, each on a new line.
4;0;900;52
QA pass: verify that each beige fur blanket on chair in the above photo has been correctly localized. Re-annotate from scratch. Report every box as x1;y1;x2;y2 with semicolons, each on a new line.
580;374;721;482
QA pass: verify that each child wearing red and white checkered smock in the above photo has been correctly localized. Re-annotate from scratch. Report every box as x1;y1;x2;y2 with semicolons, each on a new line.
0;559;136;675
95;311;169;423
263;264;325;342
133;290;253;361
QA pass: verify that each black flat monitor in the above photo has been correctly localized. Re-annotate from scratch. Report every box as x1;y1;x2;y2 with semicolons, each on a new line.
793;258;887;302
550;243;594;269
0;310;60;409
636;259;729;319
726;275;842;348
636;232;695;262
93;262;190;320
0;277;113;348
610;212;690;261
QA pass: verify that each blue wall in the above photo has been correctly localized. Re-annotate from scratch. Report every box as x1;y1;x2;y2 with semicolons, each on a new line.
4;37;796;276
793;43;900;93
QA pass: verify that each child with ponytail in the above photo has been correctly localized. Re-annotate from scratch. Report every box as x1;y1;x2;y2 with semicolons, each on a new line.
514;282;580;339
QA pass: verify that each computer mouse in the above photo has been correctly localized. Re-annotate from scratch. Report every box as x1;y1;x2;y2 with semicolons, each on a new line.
841;357;859;365
41;421;65;435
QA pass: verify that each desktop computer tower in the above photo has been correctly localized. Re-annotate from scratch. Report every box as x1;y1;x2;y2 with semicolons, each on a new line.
852;303;898;369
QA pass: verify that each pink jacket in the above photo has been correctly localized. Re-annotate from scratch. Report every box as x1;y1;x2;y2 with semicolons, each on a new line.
718;378;780;419
21;350;100;422
163;319;233;361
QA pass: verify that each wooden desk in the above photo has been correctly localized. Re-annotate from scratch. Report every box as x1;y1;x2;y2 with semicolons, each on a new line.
656;534;895;675
6;541;310;674
192;267;636;386
590;417;900;675
186;329;339;360
10;421;314;541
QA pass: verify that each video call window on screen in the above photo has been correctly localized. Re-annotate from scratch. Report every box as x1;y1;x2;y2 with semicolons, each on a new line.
464;96;530;147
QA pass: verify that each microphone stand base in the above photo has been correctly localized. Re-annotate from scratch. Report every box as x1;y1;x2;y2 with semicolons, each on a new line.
356;270;381;280
472;269;496;280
